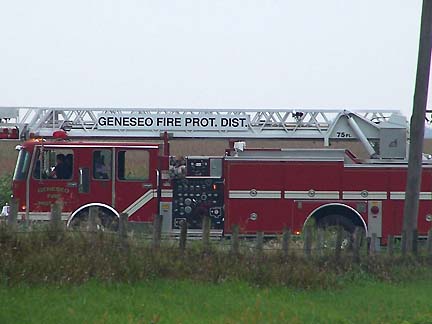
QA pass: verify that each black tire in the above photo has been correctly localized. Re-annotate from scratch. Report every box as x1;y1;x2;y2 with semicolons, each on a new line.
316;214;356;249
69;207;119;231
316;214;356;233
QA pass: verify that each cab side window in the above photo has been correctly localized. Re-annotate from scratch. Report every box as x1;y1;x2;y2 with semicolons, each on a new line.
33;148;73;180
117;150;149;181
93;150;112;180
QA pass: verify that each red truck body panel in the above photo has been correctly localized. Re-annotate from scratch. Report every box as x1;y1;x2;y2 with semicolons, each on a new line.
11;140;432;239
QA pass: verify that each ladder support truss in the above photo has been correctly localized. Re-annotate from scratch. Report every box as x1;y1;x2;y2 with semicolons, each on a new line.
0;107;403;142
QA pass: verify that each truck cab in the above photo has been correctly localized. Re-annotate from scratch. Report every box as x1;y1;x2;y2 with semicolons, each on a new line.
12;139;166;228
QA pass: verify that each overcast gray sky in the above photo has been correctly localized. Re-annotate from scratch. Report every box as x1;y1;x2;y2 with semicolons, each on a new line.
0;1;424;117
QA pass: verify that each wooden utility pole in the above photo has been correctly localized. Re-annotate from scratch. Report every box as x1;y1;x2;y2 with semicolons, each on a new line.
403;0;432;253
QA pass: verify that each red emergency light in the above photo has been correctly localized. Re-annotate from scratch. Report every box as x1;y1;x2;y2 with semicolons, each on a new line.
370;205;380;215
52;130;68;140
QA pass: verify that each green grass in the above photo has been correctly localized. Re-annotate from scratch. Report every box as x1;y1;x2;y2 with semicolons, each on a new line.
1;279;432;323
2;227;432;323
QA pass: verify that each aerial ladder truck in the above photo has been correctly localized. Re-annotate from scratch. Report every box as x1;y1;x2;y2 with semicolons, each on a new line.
1;107;430;243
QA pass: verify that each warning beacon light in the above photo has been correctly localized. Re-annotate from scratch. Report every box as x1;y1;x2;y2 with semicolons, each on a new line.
52;130;68;140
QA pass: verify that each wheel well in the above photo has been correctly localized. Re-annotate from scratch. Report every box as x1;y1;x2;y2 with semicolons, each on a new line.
304;203;367;233
67;203;119;227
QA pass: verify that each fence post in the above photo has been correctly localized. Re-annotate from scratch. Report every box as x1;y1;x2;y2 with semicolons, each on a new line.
401;230;407;256
256;231;264;255
412;229;418;256
335;225;343;260
282;227;290;259
7;198;18;232
50;200;63;227
231;224;240;255
427;228;432;257
202;215;210;252
366;236;371;256
369;233;377;255
303;226;312;258
152;214;163;250
87;206;98;247
387;235;394;257
88;206;98;233
49;200;64;241
179;220;188;253
118;212;128;250
352;227;362;263
317;227;324;257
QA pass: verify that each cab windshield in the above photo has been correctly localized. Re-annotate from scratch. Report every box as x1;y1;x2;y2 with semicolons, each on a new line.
13;149;31;181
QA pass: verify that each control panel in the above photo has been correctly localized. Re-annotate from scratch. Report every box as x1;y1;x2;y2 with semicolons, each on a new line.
172;177;224;229
186;157;222;177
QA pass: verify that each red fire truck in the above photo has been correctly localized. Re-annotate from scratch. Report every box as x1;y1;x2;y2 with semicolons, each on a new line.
4;107;432;241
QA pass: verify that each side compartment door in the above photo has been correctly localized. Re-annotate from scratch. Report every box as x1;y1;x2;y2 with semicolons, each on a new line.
114;147;159;222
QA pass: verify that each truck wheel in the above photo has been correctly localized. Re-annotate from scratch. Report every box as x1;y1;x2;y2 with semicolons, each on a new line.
316;214;355;249
69;206;119;231
317;214;355;231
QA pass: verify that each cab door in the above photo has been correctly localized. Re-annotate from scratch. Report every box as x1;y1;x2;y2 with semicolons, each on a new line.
67;147;115;210
28;146;79;219
114;147;159;222
88;148;114;208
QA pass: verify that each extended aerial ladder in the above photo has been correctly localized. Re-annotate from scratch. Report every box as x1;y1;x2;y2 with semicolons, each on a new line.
0;106;408;159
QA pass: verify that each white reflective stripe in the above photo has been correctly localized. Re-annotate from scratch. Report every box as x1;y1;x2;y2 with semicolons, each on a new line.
122;189;157;216
390;192;405;200
390;192;432;200
161;189;173;198
19;212;70;221
284;191;339;199
343;191;387;200
229;190;281;199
